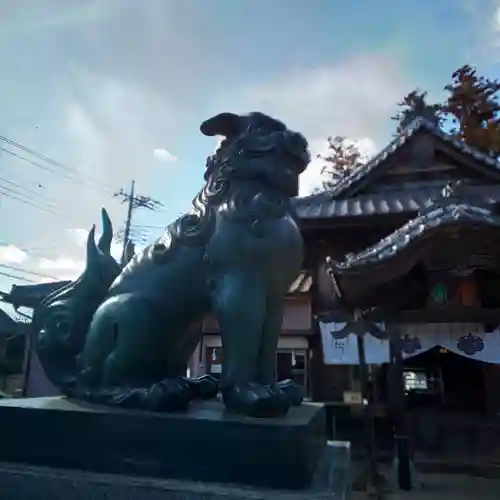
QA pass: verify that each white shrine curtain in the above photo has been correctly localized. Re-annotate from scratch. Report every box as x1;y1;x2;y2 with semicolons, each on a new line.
319;321;500;365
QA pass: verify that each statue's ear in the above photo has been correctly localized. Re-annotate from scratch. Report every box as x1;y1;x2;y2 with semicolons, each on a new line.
200;112;242;138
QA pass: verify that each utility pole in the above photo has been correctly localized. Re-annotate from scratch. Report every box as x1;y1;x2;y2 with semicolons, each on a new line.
114;180;163;265
122;180;135;261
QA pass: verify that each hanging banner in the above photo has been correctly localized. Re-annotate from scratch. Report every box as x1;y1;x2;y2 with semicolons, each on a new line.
399;323;440;359
319;321;500;365
428;323;500;364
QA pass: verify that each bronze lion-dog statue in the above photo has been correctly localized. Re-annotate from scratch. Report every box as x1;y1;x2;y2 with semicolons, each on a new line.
33;112;310;418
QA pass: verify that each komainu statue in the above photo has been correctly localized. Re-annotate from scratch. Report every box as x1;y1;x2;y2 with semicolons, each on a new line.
33;112;310;418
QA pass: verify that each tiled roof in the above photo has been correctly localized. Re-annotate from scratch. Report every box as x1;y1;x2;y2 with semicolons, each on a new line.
0;276;311;308
333;200;500;272
288;271;312;294
1;281;71;309
295;189;427;219
295;184;500;220
326;117;500;198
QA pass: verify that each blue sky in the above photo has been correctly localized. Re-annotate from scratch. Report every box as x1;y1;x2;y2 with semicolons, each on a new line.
0;0;499;311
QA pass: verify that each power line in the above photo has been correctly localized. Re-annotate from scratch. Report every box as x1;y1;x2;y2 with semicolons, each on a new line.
0;264;58;281
0;134;80;174
0;174;117;225
0;242;62;261
0;173;69;216
0;186;63;216
0;134;116;193
0;176;61;208
0;184;62;215
0;271;34;283
0;182;118;229
0;191;121;236
0;137;169;238
0;243;58;258
0;146;114;196
116;227;150;246
132;224;167;229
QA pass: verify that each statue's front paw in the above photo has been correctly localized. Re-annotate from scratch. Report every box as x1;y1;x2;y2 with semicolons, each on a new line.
276;379;304;406
188;374;219;400
145;378;195;412
222;383;290;418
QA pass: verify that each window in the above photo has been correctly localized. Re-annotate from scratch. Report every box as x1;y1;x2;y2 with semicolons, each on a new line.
404;370;428;391
205;347;223;378
204;346;309;394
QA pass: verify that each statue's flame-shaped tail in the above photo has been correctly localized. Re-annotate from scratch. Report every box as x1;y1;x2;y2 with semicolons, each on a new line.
33;208;121;394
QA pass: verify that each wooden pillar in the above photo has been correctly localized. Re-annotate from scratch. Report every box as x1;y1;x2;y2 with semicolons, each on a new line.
484;364;500;416
356;333;381;499
388;323;412;491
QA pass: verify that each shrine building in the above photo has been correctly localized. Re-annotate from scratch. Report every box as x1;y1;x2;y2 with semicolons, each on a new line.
203;117;500;457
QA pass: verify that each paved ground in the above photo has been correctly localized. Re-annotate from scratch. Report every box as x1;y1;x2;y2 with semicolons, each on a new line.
352;468;500;499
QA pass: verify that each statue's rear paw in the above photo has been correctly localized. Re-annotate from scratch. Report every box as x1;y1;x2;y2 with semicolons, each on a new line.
145;378;195;412
222;383;290;418
277;379;304;406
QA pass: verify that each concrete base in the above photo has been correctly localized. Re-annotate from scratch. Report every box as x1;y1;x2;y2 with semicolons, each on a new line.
0;442;350;499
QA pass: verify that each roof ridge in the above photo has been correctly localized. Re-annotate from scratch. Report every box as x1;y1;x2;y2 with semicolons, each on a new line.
328;117;431;198
315;117;499;200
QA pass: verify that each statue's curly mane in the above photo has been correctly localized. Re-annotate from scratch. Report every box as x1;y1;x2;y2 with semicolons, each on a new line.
150;117;309;265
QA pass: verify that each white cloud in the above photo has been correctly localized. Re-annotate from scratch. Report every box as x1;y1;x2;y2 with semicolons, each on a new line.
230;53;412;142
38;257;85;272
298;139;329;197
214;53;411;196
353;137;379;159
30;226;125;282
153;148;177;163
37;255;86;282
0;245;28;264
37;273;81;284
66;228;90;248
66;227;123;261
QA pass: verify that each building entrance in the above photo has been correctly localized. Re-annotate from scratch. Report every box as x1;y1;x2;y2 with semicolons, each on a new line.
403;347;486;414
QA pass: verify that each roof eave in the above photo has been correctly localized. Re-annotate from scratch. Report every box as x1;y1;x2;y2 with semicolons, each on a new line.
330;210;500;303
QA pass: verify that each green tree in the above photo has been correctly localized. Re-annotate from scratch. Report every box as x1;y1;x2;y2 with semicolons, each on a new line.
319;135;366;189
442;64;500;156
391;89;442;134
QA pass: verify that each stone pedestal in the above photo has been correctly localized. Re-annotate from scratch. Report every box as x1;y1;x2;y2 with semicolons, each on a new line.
0;441;350;499
0;396;350;497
